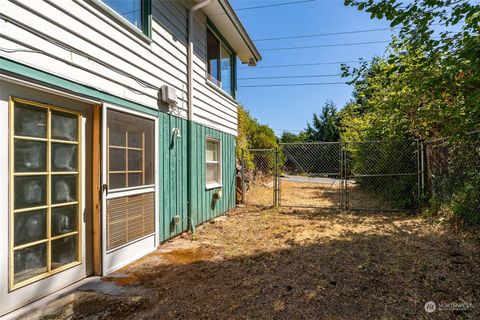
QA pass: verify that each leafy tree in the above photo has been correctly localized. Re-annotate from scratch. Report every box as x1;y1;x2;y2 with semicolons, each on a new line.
305;101;341;142
279;131;308;143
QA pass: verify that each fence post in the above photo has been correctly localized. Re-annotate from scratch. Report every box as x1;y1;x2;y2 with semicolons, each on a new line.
241;148;246;205
420;141;425;200
416;140;421;210
273;147;278;208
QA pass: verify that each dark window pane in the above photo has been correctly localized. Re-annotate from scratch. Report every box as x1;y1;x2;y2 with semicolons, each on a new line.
14;140;47;172
52;175;77;204
220;45;232;95
128;173;142;187
110;173;126;189
103;0;143;30
207;29;220;85
14;243;47;284
52;205;78;237
128;132;143;148
14;176;47;209
52;144;77;172
128;150;142;171
14;103;47;138
51;235;77;270
109;148;126;171
14;210;47;246
51;112;77;141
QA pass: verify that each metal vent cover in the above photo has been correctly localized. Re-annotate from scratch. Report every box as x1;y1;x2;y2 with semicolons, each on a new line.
106;192;155;251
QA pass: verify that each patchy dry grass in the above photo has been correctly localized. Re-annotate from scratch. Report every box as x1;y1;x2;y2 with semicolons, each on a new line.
29;207;480;320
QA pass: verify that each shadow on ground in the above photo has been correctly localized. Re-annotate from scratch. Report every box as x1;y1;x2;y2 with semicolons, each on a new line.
31;208;480;320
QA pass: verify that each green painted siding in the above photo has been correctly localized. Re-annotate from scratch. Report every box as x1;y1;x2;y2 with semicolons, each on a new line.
158;114;237;242
191;123;237;226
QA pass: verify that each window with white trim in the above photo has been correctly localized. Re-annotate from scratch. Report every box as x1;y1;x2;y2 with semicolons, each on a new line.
206;138;221;188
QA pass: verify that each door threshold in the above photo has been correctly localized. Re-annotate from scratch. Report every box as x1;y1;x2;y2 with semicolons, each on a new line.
1;276;99;320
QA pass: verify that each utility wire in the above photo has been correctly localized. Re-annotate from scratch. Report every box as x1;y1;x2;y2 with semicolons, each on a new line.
260;40;392;51
254;27;399;42
238;74;343;80
253;23;442;42
238;82;349;87
239;59;370;69
235;0;316;11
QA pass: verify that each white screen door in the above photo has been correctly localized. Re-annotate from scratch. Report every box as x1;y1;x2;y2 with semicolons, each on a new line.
101;104;157;275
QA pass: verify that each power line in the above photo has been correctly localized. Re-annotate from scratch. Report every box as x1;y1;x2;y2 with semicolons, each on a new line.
238;74;343;80
260;40;392;51
235;0;316;11
238;82;349;87
239;59;370;69
273;128;304;132
254;27;399;42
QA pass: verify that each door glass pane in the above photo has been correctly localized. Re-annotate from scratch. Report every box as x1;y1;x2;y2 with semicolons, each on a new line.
128;132;143;148
109;129;126;146
52;205;77;236
14;210;47;246
220;45;232;94
110;173;126;189
14;140;46;172
51;235;77;270
14;103;47;138
128;150;142;171
52;175;77;204
14;243;47;284
51;112;77;141
14;176;47;209
109;148;126;171
128;173;142;187
107;109;154;189
206;163;218;184
52;144;77;171
206;141;218;161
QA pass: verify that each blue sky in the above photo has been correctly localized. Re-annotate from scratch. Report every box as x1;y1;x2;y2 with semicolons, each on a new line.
229;0;395;134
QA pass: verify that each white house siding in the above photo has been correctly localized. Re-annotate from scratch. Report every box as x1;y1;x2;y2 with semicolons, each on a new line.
0;0;238;135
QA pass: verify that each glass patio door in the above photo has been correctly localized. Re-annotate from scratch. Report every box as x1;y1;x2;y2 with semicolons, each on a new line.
10;98;83;290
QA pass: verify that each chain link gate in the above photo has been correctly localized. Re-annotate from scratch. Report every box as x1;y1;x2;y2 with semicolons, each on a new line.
278;142;342;209
242;140;421;211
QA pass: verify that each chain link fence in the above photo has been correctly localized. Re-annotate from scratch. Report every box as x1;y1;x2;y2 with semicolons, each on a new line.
424;131;480;224
241;134;478;214
344;140;420;210
241;149;276;207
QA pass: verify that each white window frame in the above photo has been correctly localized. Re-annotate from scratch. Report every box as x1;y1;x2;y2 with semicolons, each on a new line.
205;137;222;190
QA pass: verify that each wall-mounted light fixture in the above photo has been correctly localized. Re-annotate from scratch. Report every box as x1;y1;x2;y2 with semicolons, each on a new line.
172;127;181;139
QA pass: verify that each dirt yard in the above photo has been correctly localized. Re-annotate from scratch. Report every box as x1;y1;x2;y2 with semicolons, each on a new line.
27;207;479;320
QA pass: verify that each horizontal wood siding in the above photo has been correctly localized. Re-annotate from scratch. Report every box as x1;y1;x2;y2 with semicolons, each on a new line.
0;0;238;135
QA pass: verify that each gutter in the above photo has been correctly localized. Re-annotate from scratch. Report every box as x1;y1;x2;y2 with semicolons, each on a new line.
187;0;212;231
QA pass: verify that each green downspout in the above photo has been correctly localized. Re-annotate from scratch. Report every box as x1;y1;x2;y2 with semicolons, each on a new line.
187;0;212;232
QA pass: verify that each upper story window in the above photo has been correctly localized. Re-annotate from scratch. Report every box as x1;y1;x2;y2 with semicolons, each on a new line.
207;27;235;98
101;0;151;37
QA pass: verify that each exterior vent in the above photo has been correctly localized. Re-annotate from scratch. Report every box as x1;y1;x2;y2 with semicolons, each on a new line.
106;192;155;251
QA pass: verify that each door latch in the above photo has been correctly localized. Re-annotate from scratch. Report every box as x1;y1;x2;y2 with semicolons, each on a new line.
102;183;109;193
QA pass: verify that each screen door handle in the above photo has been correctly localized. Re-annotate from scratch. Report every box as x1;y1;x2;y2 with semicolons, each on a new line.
102;183;109;193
